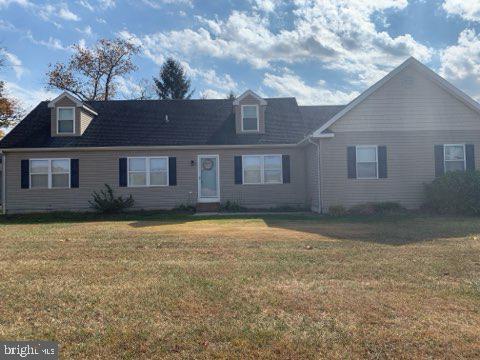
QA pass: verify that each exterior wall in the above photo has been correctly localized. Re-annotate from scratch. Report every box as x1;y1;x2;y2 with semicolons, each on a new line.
320;64;480;211
320;130;480;210
304;142;319;211
50;97;93;137
331;66;480;132
234;94;266;134
4;146;306;213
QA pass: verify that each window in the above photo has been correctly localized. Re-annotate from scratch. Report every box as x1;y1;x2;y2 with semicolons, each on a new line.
356;146;378;179
57;107;75;134
241;105;259;131
30;159;70;189
128;157;168;187
444;144;465;172
243;155;282;184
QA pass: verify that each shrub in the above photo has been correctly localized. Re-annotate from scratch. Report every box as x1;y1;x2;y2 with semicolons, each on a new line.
349;203;376;216
173;203;196;213
348;202;404;216
219;200;245;212
89;184;134;213
328;205;347;216
424;171;480;215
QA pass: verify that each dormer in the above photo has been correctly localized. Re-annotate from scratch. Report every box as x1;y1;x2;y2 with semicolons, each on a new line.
233;90;267;134
48;92;97;137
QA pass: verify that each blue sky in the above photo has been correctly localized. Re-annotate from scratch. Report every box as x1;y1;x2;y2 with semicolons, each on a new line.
1;0;480;112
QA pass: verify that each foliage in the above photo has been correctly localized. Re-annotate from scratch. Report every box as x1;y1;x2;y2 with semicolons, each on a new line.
219;200;245;212
46;38;140;101
89;184;134;213
172;203;196;213
153;58;193;99
0;129;4;139
424;171;480;215
0;51;22;128
328;205;347;216
227;91;236;100
349;202;404;216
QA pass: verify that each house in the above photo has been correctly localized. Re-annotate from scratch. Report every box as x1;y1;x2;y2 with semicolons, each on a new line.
1;57;480;214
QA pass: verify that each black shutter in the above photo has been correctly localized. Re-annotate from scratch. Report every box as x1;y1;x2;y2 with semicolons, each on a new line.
234;156;242;184
119;158;127;187
282;155;290;183
378;146;387;178
169;157;177;186
21;159;29;189
70;159;79;188
434;145;444;177
347;146;356;179
466;144;475;172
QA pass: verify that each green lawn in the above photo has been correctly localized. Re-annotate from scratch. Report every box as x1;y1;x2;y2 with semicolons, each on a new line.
1;213;480;358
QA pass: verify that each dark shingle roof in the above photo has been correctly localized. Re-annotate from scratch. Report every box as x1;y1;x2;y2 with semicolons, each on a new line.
0;98;346;149
299;105;346;135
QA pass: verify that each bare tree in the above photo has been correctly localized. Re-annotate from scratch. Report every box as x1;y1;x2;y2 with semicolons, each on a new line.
46;38;140;101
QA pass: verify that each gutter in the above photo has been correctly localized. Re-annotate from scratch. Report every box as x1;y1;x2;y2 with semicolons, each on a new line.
307;136;322;214
0;143;300;153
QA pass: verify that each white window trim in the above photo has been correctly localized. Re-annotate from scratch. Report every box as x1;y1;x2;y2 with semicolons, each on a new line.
242;154;283;185
444;144;466;172
29;158;71;189
56;106;76;134
356;145;379;180
241;104;260;132
127;156;169;188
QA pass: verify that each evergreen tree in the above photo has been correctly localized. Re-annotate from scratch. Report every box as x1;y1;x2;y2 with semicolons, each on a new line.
153;58;192;99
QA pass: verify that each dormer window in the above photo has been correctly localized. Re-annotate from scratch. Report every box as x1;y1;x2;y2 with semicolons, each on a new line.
57;107;75;134
241;105;259;132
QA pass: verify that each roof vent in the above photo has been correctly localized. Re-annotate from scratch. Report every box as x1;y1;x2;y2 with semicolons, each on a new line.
165;114;169;123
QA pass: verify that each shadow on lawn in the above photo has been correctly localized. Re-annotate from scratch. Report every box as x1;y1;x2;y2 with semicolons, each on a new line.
1;210;479;246
128;213;480;246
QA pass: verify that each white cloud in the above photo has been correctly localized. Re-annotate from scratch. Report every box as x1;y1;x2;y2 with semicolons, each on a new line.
2;51;26;79
263;69;359;105
4;81;58;113
141;0;192;9
199;89;225;99
0;0;30;8
26;32;70;51
36;3;80;26
439;29;480;100
78;0;94;11
442;0;480;22
251;0;281;12
99;0;115;8
121;1;432;86
58;5;80;21
76;25;93;36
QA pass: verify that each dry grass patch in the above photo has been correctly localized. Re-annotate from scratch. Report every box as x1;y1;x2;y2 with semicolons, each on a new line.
1;214;480;358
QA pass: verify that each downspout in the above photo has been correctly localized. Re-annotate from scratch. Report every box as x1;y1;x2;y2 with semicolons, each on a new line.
1;151;5;215
307;137;323;213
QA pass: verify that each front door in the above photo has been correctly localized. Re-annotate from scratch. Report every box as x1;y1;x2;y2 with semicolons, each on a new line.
198;155;220;202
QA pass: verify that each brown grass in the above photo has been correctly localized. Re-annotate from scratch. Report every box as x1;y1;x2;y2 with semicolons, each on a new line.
1;214;480;359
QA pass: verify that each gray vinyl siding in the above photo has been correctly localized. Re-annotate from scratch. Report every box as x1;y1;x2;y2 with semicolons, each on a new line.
319;130;480;211
320;63;480;212
330;66;480;133
4;146;306;213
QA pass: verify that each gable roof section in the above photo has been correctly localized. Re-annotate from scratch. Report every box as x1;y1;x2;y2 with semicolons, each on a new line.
299;105;346;134
47;91;98;115
312;57;480;137
0;97;308;149
233;90;267;106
